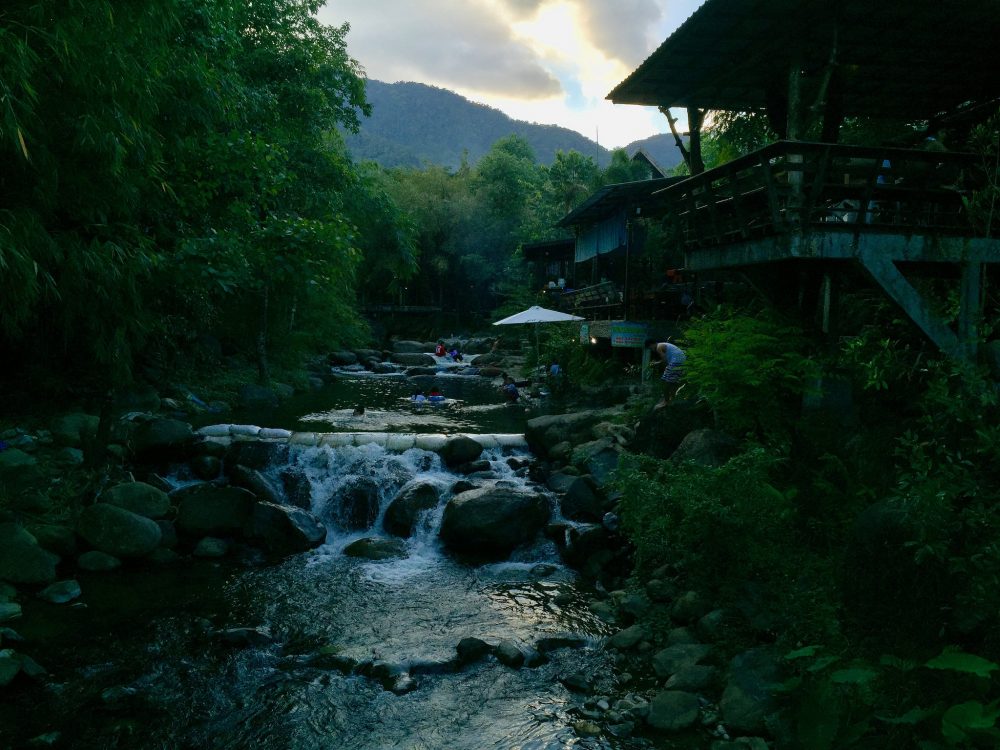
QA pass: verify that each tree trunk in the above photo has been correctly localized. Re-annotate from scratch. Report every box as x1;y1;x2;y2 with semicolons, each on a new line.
257;286;271;385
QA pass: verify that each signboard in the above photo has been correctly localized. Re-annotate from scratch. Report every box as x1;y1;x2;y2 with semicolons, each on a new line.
579;323;590;344
610;321;647;348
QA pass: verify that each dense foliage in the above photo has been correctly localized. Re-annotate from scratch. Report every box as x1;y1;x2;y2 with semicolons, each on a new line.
0;0;413;390
614;300;1000;748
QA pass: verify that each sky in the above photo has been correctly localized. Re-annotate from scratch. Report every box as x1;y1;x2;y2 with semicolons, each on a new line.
317;0;705;150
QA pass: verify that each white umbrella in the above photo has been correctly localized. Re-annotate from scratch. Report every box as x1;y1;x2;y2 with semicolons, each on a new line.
493;305;584;364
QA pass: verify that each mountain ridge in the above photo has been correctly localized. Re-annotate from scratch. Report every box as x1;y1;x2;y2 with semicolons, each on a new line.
343;80;683;172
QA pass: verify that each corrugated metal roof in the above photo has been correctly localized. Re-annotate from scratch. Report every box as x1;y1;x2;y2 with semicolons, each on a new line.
608;0;1000;121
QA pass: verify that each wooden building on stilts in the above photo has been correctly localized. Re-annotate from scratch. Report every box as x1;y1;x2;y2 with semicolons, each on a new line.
608;0;1000;361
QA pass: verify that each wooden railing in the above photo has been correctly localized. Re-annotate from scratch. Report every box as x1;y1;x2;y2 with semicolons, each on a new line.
656;141;986;251
552;280;624;320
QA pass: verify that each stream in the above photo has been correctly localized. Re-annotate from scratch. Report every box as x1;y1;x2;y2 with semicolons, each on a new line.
2;370;654;750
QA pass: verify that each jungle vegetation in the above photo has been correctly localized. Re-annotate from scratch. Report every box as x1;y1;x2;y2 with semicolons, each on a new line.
4;3;1000;746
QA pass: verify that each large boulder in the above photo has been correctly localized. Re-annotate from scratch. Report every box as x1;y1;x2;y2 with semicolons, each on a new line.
131;418;195;461
99;481;171;519
525;409;621;457
439;436;483;468
0;523;59;584
391;340;432;354
557;476;604;522
0;448;42;494
344;537;408;560
228;465;283;506
328;351;359;366
631;399;712;460
647;690;701;732
390;353;436;367
238;384;279;409
78;503;162;558
225;440;288;470
25;523;77;557
383;482;440;537
439;487;550;560
175;485;256;537
280;469;313;510
244;502;326;554
49;412;100;448
670;429;739;467
336;478;380;531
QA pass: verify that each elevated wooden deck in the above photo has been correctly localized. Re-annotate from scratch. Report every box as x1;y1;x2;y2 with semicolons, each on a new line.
654;141;1000;359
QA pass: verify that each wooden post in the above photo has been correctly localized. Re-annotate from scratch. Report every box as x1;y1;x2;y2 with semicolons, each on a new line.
959;258;983;359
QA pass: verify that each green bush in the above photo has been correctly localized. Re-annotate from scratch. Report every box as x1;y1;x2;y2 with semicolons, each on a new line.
617;448;792;585
681;307;821;438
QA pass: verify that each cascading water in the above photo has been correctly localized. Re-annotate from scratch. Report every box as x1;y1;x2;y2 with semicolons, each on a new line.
5;370;643;749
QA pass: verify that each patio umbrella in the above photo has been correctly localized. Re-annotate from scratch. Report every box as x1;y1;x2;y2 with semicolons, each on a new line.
493;305;584;364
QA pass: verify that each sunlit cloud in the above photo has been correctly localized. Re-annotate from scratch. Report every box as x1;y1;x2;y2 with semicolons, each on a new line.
320;0;703;148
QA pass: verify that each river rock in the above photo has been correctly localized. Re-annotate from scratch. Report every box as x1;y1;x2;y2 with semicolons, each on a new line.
671;590;711;623
225;440;288;470
336;478;380;531
439;487;550;560
280;469;313;510
343;537;407;560
328;350;359;366
37;580;82;604
525;409;620;456
391;340;431;354
190;455;222;480
383;482;440;537
606;623;647;651
456;637;493;665
495;640;525;668
0;649;22;686
131;418;196;461
344;537;409;560
0;523;59;584
560;671;592;693
0;448;42;493
175;485;256;537
49;413;99;448
720;648;782;734
213;627;274;648
228;465;284;506
25;523;77;557
244;502;326;554
78;550;121;572
78;503;162;557
438;436;483;468
390;352;436;367
665;664;717;691
100;481;171;519
156;520;178;549
652;643;712;678
193;537;229;557
238;384;279;409
647;690;701;732
559;476;604;522
0;603;22;623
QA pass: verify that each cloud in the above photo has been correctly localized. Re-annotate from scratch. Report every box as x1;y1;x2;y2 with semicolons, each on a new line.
499;0;546;15
574;0;665;66
321;0;561;99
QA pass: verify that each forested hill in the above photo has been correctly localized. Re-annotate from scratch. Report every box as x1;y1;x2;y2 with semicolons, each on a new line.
343;80;611;168
624;133;686;174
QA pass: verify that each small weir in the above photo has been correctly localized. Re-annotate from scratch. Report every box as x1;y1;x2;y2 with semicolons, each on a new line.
7;396;638;749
